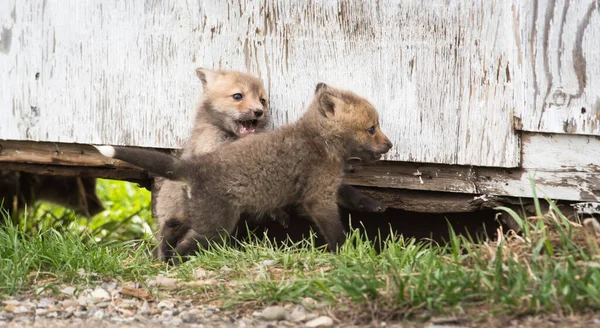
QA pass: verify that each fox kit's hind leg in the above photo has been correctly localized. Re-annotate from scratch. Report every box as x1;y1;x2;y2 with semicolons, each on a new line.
337;184;387;213
158;216;190;262
161;203;242;264
304;198;346;252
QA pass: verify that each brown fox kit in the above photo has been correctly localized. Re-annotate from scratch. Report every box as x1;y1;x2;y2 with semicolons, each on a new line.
153;68;276;260
96;83;392;262
154;68;387;261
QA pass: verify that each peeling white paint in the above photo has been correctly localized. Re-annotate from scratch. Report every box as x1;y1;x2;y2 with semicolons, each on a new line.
0;0;520;167
514;0;600;136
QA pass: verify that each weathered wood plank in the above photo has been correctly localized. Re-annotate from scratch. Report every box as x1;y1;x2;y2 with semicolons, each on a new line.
1;135;597;203
521;132;600;171
346;162;599;202
0;0;520;167
0;162;149;183
0;140;145;168
515;0;600;135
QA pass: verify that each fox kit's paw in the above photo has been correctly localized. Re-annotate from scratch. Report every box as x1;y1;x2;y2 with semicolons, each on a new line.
337;185;388;213
355;196;387;213
268;208;290;228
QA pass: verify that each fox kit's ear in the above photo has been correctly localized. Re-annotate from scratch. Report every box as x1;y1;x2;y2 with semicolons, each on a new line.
196;68;217;87
317;88;342;118
315;82;328;93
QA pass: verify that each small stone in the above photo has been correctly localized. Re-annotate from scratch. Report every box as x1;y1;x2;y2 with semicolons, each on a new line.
102;281;118;292
261;306;287;321
73;311;88;318
120;299;139;308
35;309;49;315
77;296;89;307
91;287;110;302
92;309;104;319
96;301;109;308
288;306;308;322
61;299;79;308
155;275;178;288
150;308;163;315
204;310;214;318
194;268;210;279
168;318;183;326
118;308;135;318
162;310;174;317
301;297;318;308
305;316;334;327
60;286;76;295
180;309;202;323
262;260;276;266
158;300;174;309
139;301;150;315
304;313;318;321
5;304;29;314
37;298;54;308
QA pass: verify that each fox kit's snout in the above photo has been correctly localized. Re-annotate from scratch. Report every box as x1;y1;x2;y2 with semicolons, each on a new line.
197;68;269;137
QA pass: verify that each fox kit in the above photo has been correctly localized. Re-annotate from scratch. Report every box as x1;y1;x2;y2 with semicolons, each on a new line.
96;83;393;262
153;68;277;260
154;68;387;262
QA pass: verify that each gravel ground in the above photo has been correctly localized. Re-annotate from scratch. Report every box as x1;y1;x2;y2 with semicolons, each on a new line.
0;279;364;328
2;280;600;328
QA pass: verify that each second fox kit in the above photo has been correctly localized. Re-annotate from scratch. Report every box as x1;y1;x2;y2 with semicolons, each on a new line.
155;69;387;259
97;83;392;261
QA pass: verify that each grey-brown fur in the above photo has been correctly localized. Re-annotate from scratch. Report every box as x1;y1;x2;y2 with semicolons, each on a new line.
154;68;387;262
97;83;392;263
153;68;275;260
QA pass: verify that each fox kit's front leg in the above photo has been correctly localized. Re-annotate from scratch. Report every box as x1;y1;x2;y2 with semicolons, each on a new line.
303;197;346;252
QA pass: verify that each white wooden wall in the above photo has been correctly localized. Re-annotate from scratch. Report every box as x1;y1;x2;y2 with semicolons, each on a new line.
1;0;598;168
515;0;600;135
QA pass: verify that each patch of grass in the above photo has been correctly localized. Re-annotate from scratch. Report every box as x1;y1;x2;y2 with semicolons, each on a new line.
175;201;600;321
0;218;159;295
1;179;599;323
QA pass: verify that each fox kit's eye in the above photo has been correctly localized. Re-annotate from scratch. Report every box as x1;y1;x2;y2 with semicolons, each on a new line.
367;126;376;135
260;98;266;105
232;93;243;100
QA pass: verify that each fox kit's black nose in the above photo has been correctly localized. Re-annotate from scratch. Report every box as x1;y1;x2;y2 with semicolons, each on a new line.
253;109;264;117
384;140;393;150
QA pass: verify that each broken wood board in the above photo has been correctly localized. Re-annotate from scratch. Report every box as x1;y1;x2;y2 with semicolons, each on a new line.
0;139;163;169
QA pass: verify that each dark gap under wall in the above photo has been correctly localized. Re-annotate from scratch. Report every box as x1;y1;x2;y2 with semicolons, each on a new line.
235;207;502;250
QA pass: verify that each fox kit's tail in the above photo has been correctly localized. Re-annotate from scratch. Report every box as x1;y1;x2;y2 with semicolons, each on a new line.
95;145;185;180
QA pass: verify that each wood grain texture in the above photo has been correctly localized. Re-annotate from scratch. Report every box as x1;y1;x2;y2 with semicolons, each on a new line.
345;161;600;202
0;0;519;167
515;0;600;135
345;132;600;202
2;136;597;203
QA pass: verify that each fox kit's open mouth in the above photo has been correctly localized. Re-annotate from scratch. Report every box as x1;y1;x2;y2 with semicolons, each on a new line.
237;119;258;135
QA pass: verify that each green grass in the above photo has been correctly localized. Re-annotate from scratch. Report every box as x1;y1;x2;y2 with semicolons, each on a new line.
10;179;154;243
1;179;600;323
